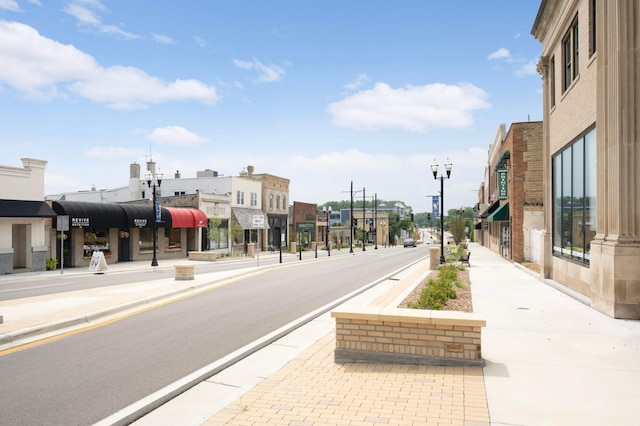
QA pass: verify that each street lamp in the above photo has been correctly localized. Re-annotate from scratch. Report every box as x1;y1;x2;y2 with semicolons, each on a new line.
431;159;452;264
323;206;332;256
145;170;163;267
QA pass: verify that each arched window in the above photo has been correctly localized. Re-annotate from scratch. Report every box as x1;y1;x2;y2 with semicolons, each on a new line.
269;194;273;209
277;196;281;209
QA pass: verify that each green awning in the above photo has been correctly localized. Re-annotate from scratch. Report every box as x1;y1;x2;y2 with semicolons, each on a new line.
487;203;509;222
494;150;511;170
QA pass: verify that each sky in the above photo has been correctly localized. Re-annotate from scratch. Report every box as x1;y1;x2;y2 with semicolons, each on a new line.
0;0;543;214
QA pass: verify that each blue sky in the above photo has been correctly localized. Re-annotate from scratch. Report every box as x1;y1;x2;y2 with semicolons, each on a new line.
1;0;542;214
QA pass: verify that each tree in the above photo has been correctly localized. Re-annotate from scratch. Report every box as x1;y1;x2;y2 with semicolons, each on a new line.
207;217;223;250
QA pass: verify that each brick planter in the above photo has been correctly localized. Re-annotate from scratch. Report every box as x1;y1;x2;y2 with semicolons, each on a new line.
332;306;485;367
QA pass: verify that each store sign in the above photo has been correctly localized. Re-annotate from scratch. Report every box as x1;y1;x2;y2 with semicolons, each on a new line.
134;218;147;227
72;217;90;227
252;214;265;228
498;169;508;200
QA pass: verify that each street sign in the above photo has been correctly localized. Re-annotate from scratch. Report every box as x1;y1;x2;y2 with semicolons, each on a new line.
252;214;265;228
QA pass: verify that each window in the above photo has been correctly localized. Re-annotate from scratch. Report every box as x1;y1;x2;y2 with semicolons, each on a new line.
251;192;257;207
164;227;181;248
269;194;273;209
83;229;110;258
276;196;281;209
562;17;579;92
589;0;596;56
550;56;556;107
283;196;286;209
236;190;244;205
552;127;596;263
174;191;186;196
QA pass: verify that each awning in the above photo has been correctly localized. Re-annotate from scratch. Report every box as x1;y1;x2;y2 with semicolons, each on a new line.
0;199;57;217
119;204;170;228
52;201;127;229
232;207;270;229
165;207;208;228
474;222;482;229
494;150;511;170
487;203;509;222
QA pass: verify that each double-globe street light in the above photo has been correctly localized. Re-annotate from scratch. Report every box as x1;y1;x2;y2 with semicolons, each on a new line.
145;170;163;267
431;159;452;264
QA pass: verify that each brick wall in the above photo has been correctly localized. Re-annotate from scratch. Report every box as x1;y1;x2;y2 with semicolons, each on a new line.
332;307;485;367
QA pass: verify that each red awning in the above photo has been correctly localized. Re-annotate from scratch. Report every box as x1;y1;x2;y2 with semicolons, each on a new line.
190;209;208;228
165;207;208;228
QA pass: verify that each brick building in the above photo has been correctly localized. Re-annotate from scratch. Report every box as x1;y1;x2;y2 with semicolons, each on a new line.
479;122;543;263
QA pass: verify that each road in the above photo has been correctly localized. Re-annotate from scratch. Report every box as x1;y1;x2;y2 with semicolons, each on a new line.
0;246;426;425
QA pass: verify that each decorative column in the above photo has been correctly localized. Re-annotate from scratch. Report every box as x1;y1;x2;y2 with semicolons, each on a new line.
536;55;553;279
590;0;640;319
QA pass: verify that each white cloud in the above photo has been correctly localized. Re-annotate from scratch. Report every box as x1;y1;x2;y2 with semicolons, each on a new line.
194;35;206;48
326;82;490;132
514;61;538;77
64;1;138;39
151;33;175;45
146;126;208;148
344;73;371;91
0;20;219;108
233;58;285;83
0;0;20;11
487;48;511;60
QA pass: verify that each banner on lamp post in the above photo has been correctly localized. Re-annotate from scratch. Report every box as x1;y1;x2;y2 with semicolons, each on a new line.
432;196;440;218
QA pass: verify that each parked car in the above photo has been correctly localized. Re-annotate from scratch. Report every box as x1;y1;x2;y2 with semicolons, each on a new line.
403;238;416;248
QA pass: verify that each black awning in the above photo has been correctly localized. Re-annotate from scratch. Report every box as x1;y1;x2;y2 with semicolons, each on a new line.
0;199;57;217
474;222;482;229
52;201;127;229
494;150;511;170
119;203;171;228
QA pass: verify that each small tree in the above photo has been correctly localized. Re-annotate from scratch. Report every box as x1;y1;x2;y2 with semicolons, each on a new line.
450;217;466;245
207;217;222;250
230;220;244;254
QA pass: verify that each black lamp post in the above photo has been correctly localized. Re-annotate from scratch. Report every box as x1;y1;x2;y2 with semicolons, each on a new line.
350;181;354;254
431;159;452;264
323;206;331;256
362;187;366;252
145;170;163;267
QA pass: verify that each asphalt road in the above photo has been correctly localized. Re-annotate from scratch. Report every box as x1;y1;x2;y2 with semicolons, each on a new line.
0;246;425;425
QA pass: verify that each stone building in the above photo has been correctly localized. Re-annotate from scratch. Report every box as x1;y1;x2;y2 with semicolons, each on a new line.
532;0;639;318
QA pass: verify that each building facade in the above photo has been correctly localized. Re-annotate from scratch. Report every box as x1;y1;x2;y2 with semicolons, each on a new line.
532;0;640;318
0;158;56;273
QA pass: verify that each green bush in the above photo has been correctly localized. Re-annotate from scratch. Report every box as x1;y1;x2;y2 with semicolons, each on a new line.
408;265;459;310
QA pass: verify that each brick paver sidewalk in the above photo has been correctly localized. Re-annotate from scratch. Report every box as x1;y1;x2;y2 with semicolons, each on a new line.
205;333;490;426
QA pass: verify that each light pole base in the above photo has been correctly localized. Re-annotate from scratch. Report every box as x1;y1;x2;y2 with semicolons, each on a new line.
151;259;158;267
439;255;445;264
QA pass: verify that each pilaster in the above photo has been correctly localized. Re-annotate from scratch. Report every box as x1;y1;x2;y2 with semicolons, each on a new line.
590;0;640;319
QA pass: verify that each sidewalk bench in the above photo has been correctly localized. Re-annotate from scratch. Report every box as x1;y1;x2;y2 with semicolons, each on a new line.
460;251;471;267
332;306;485;367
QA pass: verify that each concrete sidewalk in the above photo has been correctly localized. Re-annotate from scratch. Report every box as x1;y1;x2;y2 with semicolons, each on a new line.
140;243;640;426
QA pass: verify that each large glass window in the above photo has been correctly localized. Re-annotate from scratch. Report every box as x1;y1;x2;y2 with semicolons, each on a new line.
552;127;596;263
83;229;110;258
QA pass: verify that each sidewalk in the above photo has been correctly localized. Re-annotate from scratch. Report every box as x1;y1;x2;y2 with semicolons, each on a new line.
140;243;640;426
3;244;640;425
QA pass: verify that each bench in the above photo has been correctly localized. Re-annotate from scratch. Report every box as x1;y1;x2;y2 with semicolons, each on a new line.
460;251;471;267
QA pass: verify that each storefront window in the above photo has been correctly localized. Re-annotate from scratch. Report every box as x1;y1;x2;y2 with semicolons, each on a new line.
552;126;596;263
165;228;181;249
83;229;110;258
139;227;153;252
